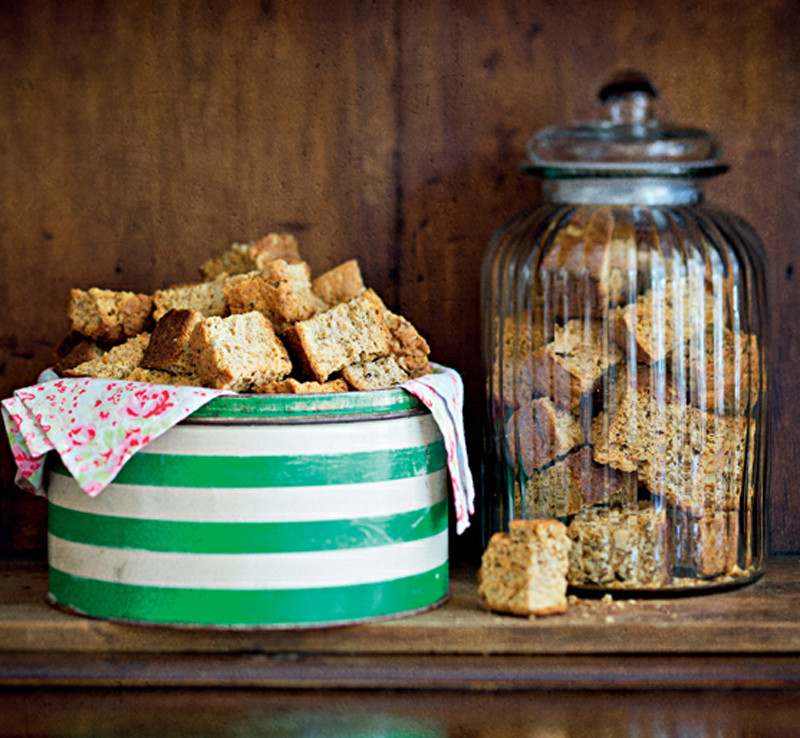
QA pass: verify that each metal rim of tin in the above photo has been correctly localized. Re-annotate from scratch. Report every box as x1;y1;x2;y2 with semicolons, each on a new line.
184;387;426;425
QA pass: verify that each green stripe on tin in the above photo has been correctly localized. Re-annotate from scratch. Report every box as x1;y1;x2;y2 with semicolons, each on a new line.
48;440;447;488
191;388;421;420
48;562;449;627
48;499;448;554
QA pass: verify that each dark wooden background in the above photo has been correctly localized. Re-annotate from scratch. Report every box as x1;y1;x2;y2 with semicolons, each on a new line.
1;0;798;559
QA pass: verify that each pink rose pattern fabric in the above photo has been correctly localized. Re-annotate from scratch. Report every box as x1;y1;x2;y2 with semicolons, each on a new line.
2;371;230;497
402;364;475;534
2;365;474;533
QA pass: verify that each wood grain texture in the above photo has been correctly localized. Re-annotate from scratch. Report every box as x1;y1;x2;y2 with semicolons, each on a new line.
2;690;800;736
6;652;800;692
1;0;800;555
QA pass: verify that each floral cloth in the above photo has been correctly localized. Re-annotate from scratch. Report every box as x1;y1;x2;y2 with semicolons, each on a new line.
2;364;475;532
1;371;231;497
402;365;475;535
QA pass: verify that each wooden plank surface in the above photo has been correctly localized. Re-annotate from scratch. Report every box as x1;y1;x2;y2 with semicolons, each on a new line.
3;558;800;690
2;689;800;737
2;0;800;558
2;557;800;658
5;652;800;691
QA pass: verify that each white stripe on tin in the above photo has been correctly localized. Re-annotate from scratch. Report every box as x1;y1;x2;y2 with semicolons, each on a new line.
48;530;449;590
141;413;441;457
47;469;448;522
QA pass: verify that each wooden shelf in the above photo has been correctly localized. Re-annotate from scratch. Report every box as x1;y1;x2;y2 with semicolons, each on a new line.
2;556;800;689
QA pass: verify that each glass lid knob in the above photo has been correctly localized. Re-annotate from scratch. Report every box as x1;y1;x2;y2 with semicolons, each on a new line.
597;70;658;126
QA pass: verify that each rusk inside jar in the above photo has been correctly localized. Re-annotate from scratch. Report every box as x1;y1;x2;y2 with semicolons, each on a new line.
481;73;769;594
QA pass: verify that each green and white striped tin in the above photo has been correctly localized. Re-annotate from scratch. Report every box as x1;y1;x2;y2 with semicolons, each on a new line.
46;390;449;628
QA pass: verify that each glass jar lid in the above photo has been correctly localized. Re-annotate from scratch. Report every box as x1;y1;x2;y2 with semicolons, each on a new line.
523;71;729;179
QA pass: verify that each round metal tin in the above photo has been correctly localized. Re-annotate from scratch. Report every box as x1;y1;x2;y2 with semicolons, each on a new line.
46;391;449;629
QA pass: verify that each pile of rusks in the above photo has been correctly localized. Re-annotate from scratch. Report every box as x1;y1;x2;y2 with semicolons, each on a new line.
477;285;762;617
54;233;431;393
485;278;761;599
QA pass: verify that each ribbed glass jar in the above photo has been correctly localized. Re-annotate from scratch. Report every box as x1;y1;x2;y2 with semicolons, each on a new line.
480;75;769;594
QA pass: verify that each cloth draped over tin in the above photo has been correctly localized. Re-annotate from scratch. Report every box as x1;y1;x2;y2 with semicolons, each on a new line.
2;363;475;534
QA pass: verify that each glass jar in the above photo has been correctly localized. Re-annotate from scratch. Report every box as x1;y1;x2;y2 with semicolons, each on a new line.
480;73;769;594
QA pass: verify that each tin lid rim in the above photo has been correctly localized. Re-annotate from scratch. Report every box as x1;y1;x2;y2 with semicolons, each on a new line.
189;387;423;420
